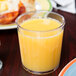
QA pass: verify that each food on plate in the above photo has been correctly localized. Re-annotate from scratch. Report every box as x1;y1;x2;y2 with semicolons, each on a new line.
0;0;35;24
36;0;52;11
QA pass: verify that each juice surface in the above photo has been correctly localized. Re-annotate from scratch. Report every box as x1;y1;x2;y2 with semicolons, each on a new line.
21;18;61;31
18;18;63;72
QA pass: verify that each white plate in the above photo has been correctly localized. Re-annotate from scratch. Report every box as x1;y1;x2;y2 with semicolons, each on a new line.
0;23;17;30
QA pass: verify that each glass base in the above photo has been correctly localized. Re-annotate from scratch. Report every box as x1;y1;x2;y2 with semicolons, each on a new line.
22;65;59;75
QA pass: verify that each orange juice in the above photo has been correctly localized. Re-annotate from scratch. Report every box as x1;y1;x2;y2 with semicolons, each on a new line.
18;18;63;72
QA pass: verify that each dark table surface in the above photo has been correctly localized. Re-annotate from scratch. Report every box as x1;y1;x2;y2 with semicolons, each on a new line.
0;9;76;76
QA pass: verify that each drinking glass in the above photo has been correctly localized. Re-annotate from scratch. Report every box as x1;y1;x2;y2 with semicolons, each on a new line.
0;42;3;70
16;11;65;75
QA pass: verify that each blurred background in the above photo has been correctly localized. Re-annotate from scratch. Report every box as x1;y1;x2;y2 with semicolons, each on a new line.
51;0;76;14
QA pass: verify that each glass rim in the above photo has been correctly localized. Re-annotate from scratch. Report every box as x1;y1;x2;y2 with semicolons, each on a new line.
15;10;65;33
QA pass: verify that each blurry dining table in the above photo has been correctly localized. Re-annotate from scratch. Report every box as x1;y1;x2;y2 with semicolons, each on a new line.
0;9;76;76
